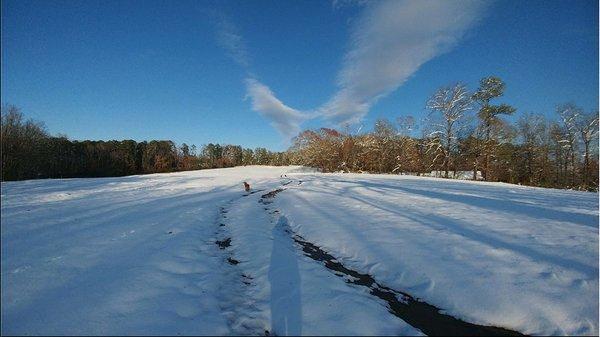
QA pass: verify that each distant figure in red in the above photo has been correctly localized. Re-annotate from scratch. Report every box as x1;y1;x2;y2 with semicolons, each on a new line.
243;181;250;192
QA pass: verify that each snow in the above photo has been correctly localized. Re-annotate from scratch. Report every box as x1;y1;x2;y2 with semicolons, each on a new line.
1;167;289;335
219;184;420;335
1;166;598;335
275;173;599;336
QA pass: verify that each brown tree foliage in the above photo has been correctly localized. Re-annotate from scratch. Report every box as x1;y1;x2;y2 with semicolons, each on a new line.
2;78;598;192
287;78;598;191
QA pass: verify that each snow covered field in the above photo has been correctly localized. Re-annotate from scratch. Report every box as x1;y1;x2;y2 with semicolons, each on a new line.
1;166;598;335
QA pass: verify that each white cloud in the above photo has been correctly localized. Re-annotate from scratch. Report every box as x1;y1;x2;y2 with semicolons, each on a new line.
320;0;488;125
222;0;487;140
209;11;304;141
245;79;309;139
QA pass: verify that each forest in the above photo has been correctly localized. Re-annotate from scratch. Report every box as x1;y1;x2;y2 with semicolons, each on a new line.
0;104;288;181
1;77;598;190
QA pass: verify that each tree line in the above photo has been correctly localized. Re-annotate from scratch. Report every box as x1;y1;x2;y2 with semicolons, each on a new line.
0;105;290;181
289;76;599;191
2;76;598;190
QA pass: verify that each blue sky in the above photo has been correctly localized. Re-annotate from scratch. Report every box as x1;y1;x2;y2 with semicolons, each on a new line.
2;0;598;151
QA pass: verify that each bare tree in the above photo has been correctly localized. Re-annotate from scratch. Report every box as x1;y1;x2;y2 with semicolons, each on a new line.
397;115;416;136
426;83;472;178
576;111;599;189
373;119;398;173
394;115;418;174
1;105;49;180
517;113;548;185
557;103;581;187
549;122;568;186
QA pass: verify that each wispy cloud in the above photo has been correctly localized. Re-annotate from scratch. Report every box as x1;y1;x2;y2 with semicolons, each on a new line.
214;1;487;140
209;10;308;140
245;79;309;139
331;0;368;10
210;10;250;68
320;0;488;125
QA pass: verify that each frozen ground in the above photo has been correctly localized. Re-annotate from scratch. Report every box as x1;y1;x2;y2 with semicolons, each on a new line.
1;166;598;335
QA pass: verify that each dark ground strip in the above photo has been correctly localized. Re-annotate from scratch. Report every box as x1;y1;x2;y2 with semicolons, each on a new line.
260;188;524;337
260;188;285;200
292;234;523;336
216;237;231;249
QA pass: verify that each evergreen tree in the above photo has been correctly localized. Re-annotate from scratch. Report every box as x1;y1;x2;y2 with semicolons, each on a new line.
472;76;515;181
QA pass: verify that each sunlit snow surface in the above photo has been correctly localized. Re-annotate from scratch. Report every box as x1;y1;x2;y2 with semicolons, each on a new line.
1;166;597;335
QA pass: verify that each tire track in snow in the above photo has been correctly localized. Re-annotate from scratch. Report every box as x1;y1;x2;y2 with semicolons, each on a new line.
260;182;524;337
